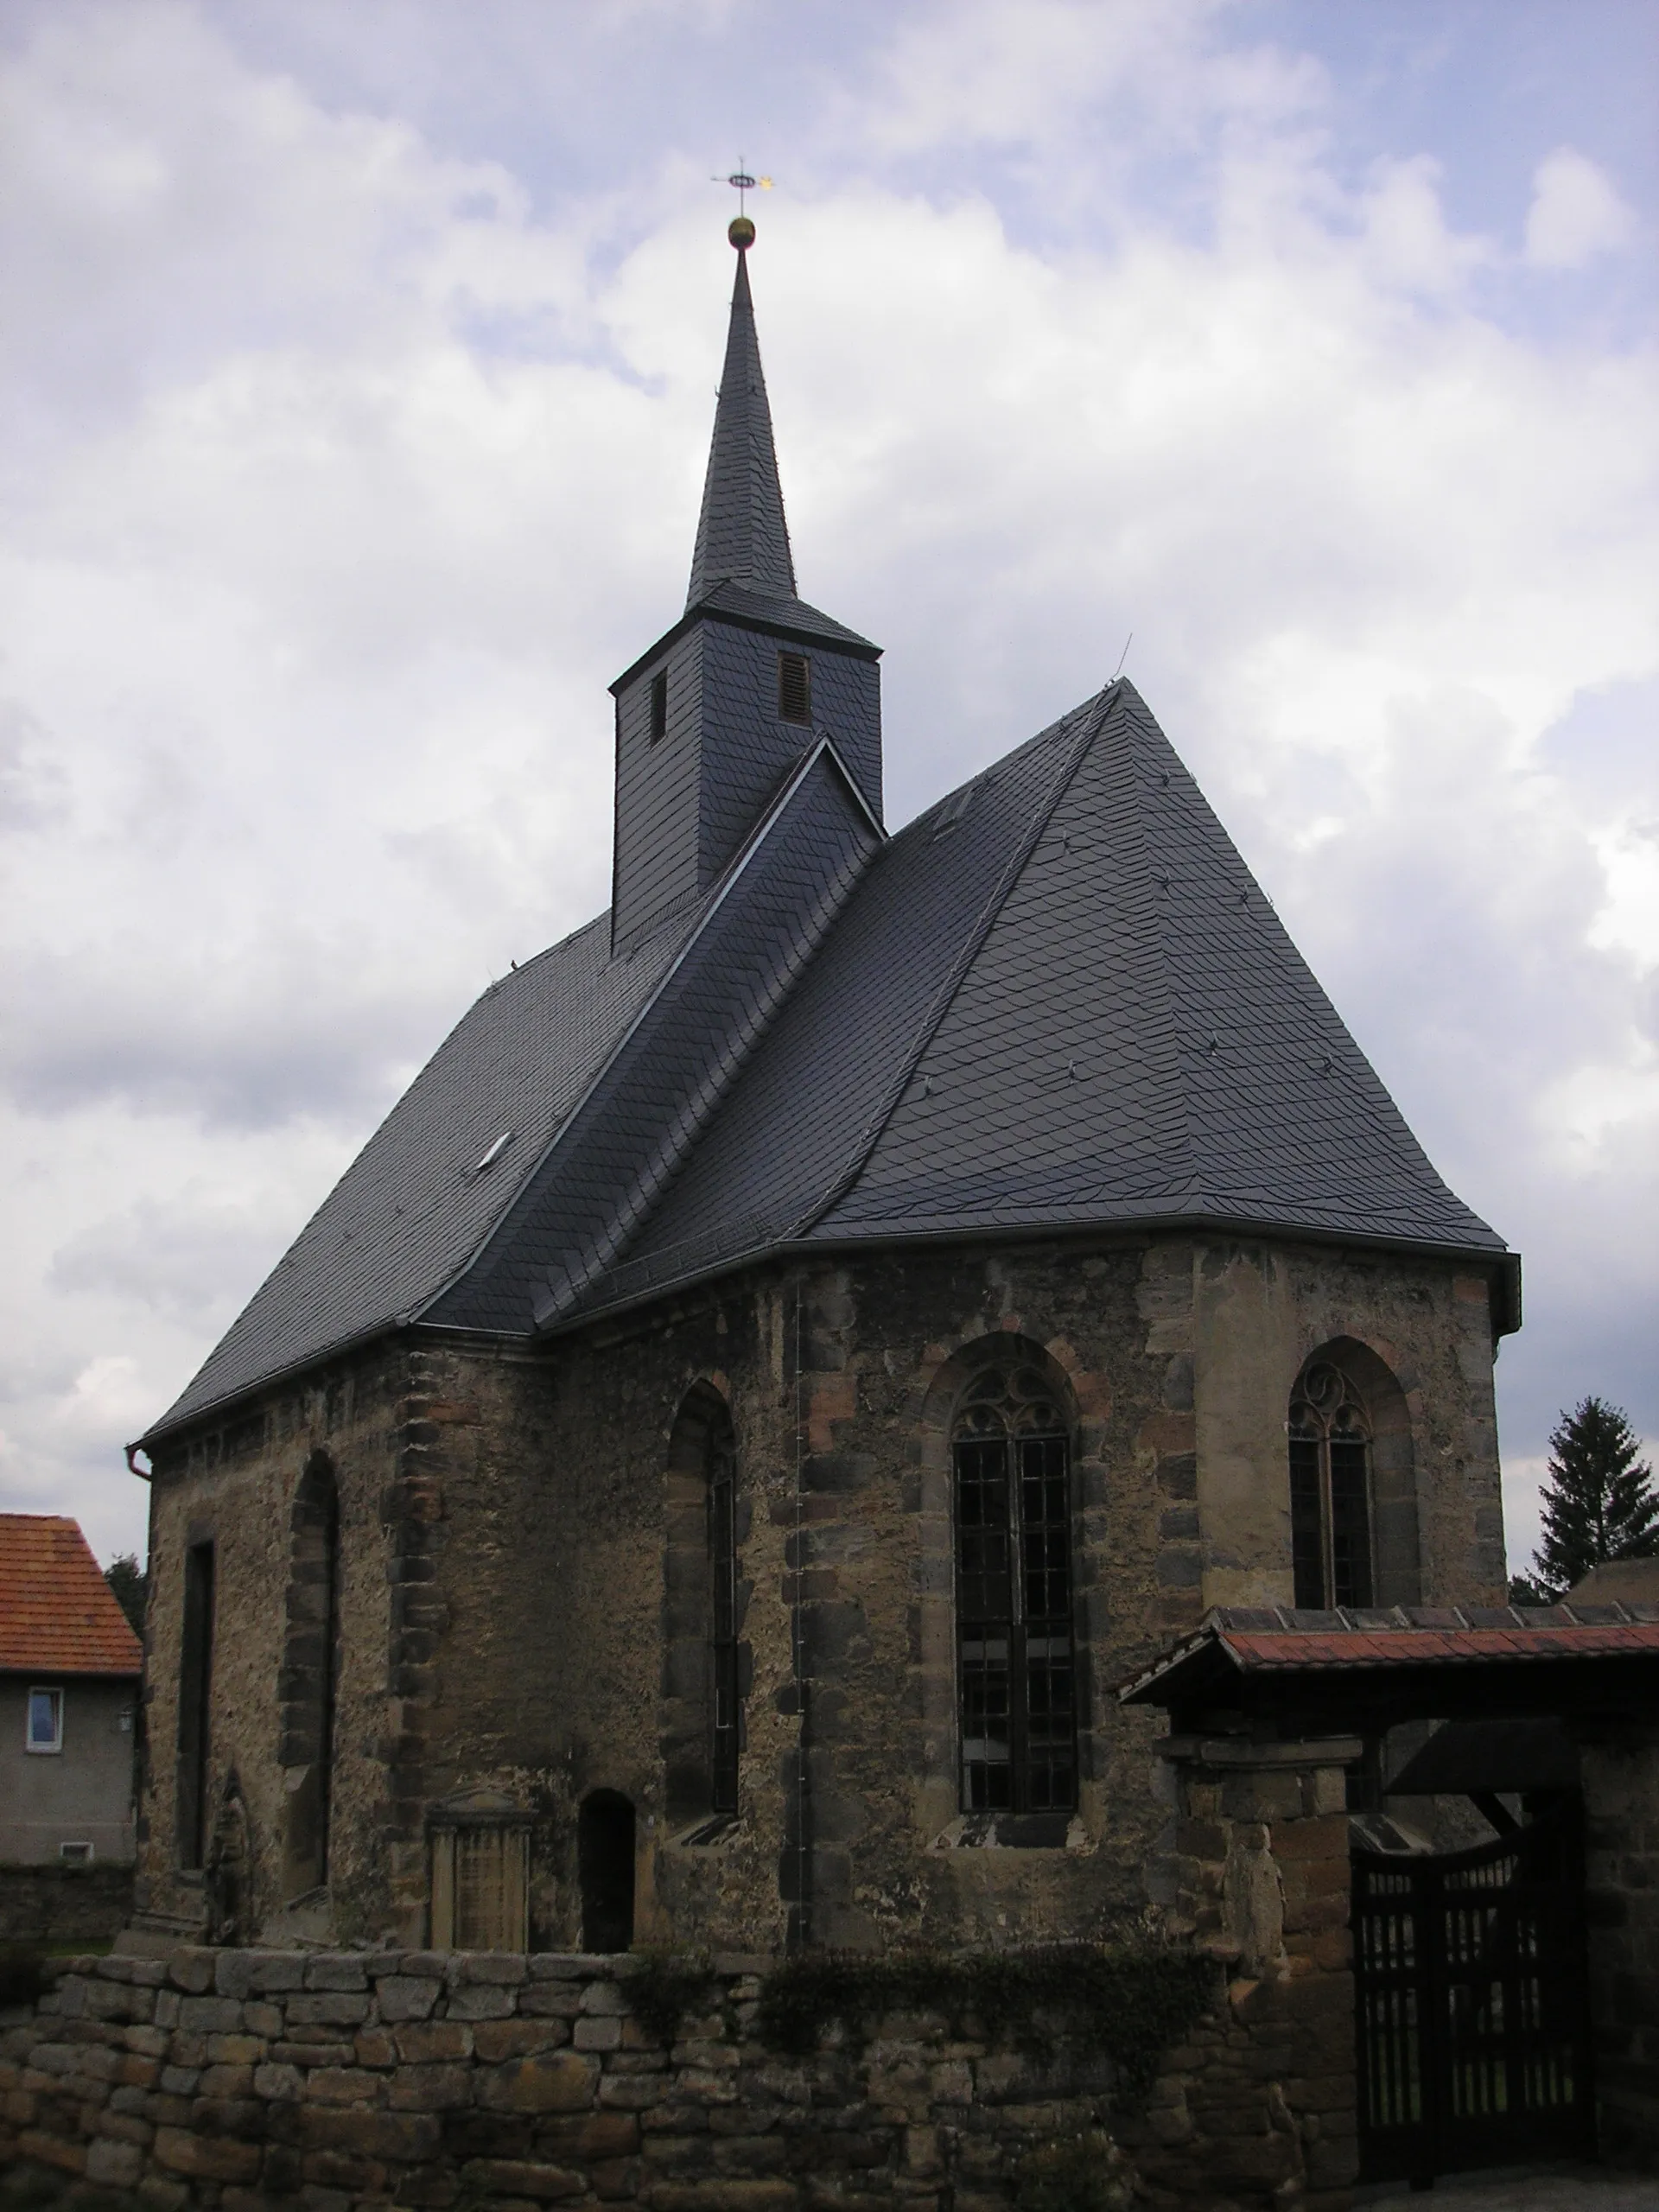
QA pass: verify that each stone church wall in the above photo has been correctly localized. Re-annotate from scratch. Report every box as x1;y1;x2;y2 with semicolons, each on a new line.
0;1947;1137;2210
137;1230;1504;1959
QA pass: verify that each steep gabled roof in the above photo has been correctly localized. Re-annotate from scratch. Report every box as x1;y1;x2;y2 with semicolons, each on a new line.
810;683;1499;1254
149;740;883;1433
149;907;693;1431
569;681;1504;1325
149;681;1509;1441
0;1516;142;1676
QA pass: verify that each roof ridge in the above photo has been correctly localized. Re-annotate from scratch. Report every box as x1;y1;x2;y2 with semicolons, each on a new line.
530;742;886;1320
420;738;881;1331
1108;686;1205;1205
791;684;1120;1240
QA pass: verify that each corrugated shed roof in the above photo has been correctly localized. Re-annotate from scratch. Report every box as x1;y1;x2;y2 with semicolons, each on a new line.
0;1515;142;1676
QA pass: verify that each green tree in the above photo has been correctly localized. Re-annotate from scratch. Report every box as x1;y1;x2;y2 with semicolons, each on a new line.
1531;1397;1657;1600
104;1552;149;1637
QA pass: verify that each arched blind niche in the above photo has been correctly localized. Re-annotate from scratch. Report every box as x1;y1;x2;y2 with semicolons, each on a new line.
1287;1340;1420;1610
952;1359;1078;1818
661;1384;745;1827
277;1450;341;1897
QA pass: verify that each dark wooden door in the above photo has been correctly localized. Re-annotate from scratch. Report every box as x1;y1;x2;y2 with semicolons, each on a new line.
1353;1805;1593;2183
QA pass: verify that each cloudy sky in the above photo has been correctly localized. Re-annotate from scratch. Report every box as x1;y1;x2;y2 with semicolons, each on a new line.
2;0;1654;1578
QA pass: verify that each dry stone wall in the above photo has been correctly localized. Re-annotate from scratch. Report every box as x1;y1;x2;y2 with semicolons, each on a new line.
0;1948;1136;2210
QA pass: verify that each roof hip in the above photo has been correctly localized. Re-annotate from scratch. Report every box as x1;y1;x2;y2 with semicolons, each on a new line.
792;683;1120;1238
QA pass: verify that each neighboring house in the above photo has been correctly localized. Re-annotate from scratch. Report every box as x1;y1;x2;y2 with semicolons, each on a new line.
0;1514;142;1866
129;221;1517;1955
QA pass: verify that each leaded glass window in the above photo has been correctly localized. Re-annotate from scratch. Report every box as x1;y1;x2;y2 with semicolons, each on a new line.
953;1364;1077;1815
1289;1360;1375;1609
709;1434;739;1814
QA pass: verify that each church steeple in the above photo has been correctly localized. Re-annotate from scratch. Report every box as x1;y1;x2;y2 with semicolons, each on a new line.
608;217;882;954
686;230;798;607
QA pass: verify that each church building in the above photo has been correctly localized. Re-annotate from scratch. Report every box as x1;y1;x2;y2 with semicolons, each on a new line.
130;219;1517;1959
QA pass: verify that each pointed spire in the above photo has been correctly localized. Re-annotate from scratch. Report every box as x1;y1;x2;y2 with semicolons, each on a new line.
687;234;798;607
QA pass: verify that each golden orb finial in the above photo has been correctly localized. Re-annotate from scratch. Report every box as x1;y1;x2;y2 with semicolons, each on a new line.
728;213;755;250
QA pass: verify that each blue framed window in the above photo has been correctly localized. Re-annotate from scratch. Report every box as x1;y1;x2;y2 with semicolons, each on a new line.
27;1686;63;1753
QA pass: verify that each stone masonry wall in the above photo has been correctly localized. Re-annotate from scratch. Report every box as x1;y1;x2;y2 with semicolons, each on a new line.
1127;1737;1361;2206
1579;1719;1659;2166
0;1947;1138;2211
0;1866;134;1949
137;1230;1503;1962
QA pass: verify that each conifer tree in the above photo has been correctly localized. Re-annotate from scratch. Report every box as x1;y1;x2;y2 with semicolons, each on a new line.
1531;1397;1657;1599
104;1552;149;1637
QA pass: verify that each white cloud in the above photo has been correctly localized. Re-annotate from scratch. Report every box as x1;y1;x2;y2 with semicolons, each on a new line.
1524;146;1637;270
0;0;1654;1583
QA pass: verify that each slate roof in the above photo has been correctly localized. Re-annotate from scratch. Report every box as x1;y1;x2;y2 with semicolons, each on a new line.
685;247;796;606
143;239;1512;1445
0;1515;143;1676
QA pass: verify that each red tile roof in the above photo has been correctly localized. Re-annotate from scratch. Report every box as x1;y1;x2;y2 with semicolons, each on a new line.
0;1515;143;1676
1216;1622;1659;1669
1118;1602;1659;1704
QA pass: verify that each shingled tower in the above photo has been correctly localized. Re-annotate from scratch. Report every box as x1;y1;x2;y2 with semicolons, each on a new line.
609;230;881;953
131;223;1519;1964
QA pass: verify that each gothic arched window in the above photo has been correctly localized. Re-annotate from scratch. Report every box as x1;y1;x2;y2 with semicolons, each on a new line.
1289;1359;1375;1609
953;1363;1077;1815
662;1386;744;1826
277;1452;341;1896
709;1426;739;1815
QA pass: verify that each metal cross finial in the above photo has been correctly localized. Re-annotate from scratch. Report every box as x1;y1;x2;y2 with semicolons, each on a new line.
713;163;773;218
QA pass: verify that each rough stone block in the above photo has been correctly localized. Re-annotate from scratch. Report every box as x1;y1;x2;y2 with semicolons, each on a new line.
451;1952;529;1986
478;2053;601;2113
287;1993;372;2026
575;2016;623;2051
395;2021;474;2063
307;2065;385;2106
461;2156;584;2199
446;1985;516;2021
248;1955;308;1993
390;2062;474;2111
86;2135;144;2187
306;1957;369;1993
296;2104;442;2159
166;1952;218;1996
253;2063;303;2101
205;2033;266;2066
153;2124;264;2182
375;1975;442;2023
474;2018;571;2061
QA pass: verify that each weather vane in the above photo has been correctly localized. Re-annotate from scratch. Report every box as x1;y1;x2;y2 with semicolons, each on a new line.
713;160;772;249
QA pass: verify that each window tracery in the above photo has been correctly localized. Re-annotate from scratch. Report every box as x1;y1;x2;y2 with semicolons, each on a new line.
1288;1359;1375;1609
952;1363;1077;1815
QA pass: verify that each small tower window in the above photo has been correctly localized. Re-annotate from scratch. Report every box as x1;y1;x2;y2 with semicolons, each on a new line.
778;652;811;725
649;670;668;745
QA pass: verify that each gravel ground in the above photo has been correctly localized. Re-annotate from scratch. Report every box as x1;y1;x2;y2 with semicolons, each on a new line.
1359;2166;1659;2209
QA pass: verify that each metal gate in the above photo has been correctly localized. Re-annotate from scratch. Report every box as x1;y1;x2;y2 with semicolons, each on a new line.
1352;1805;1593;2183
